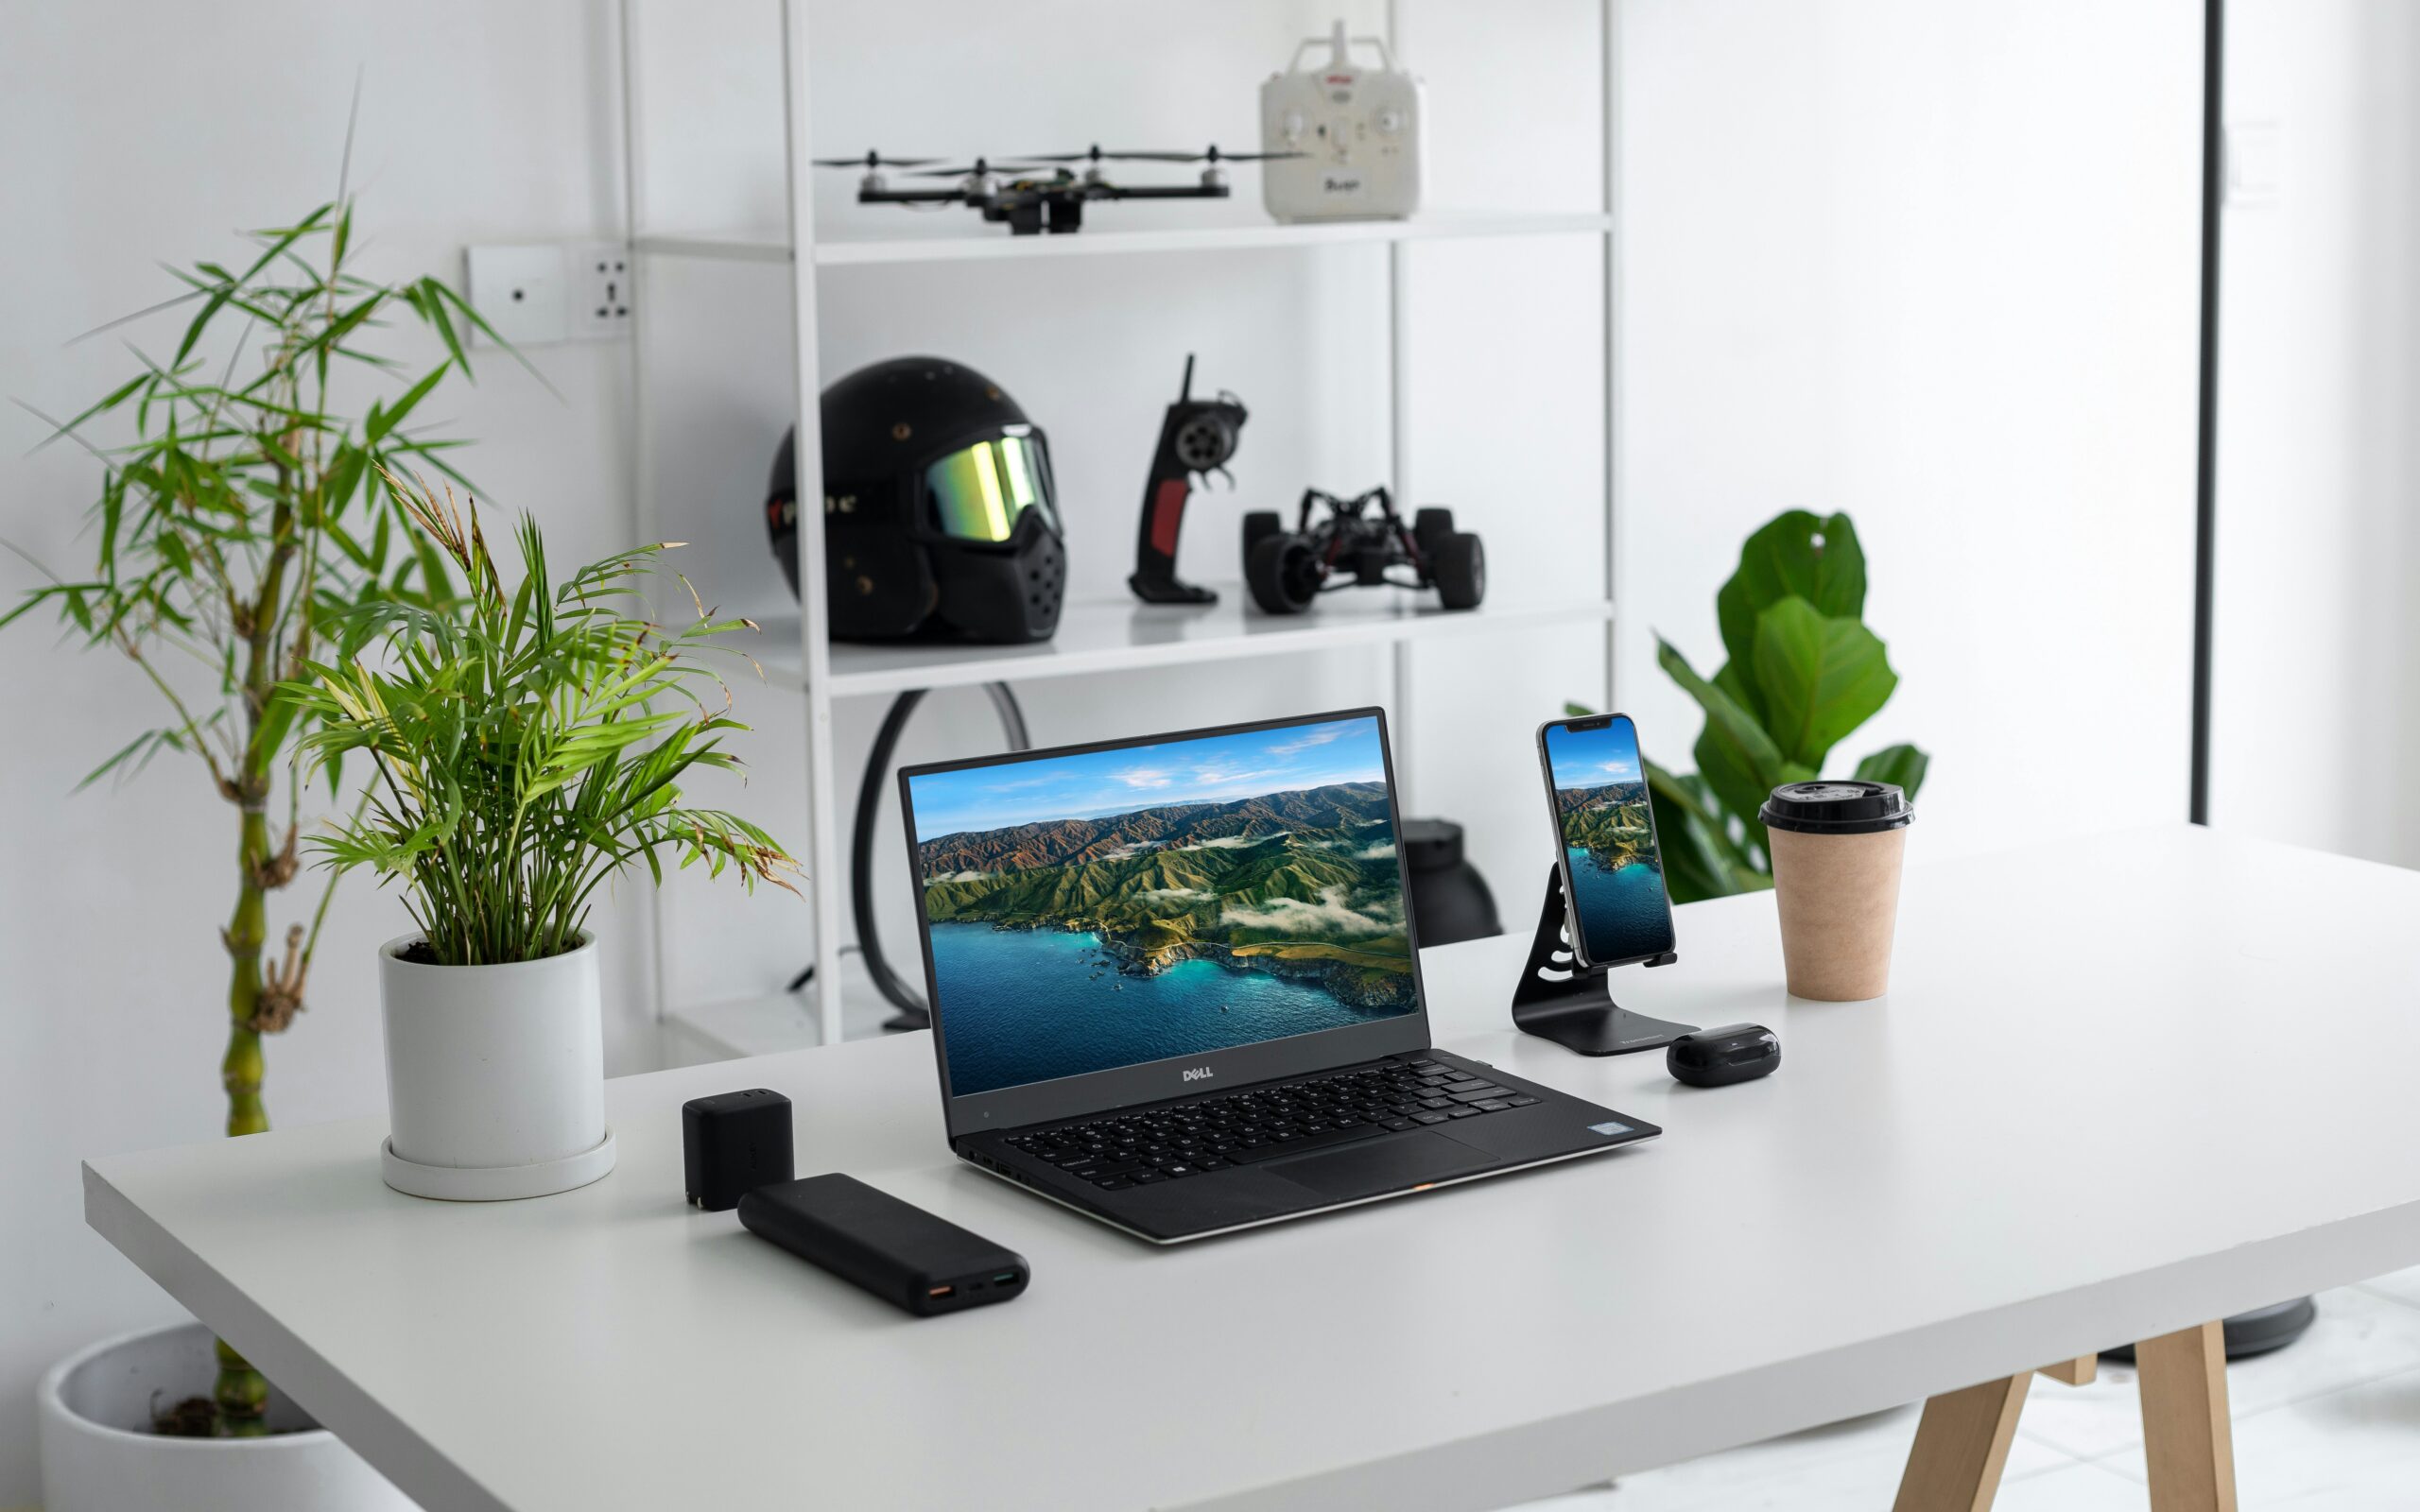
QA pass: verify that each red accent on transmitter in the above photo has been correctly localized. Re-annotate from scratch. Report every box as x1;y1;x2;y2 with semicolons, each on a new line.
1149;479;1188;556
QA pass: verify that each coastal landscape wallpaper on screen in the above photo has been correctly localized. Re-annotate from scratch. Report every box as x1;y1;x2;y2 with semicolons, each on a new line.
1544;718;1675;964
908;717;1418;1096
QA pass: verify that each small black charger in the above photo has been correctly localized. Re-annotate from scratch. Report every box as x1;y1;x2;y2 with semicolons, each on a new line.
683;1089;795;1211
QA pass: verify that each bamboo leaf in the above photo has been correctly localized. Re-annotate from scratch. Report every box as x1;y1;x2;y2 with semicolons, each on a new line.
365;363;447;446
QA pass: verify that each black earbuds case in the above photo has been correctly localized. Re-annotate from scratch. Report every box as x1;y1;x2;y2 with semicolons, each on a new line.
1666;1023;1780;1088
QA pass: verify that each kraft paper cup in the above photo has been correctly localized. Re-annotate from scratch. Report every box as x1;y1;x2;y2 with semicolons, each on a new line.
1759;782;1913;1001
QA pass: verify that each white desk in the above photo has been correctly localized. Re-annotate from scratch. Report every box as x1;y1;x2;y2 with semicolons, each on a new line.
85;826;2420;1511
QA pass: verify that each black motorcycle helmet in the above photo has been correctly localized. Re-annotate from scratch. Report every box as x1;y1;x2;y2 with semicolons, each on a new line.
766;357;1065;644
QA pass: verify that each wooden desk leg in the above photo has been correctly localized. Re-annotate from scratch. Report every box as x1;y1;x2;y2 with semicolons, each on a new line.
2136;1321;2238;1512
2038;1352;2097;1387
1893;1371;2031;1512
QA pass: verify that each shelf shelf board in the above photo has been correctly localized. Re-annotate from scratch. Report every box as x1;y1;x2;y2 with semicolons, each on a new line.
632;210;1613;270
745;586;1614;699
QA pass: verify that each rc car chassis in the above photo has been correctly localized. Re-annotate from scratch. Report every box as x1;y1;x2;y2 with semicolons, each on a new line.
1243;486;1485;615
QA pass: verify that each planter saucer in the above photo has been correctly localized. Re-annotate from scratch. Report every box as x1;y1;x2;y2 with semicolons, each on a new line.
380;1126;617;1201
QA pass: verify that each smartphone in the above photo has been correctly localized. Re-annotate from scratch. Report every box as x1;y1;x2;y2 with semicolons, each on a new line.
1536;713;1678;969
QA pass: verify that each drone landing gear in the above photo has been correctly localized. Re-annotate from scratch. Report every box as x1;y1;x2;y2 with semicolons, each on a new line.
1510;868;1694;1056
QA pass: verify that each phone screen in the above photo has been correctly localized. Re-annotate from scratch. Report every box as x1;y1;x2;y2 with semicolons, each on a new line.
1540;715;1677;966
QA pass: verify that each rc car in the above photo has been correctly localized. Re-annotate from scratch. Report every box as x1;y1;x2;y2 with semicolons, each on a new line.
1242;486;1484;614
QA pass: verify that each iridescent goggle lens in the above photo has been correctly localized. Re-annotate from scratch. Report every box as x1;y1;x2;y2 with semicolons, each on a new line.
924;431;1057;542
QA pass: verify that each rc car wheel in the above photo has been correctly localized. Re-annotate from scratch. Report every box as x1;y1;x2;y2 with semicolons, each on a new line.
1412;507;1456;560
1433;532;1485;610
1248;533;1322;614
1241;509;1282;561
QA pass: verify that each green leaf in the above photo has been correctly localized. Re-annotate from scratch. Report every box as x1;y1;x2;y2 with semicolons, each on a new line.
1656;635;1788;840
1749;594;1898;771
251;682;304;765
1714;511;1867;721
1710;660;1757;723
1852;742;1930;800
77;729;170;790
365;363;448;446
1645;759;1764;902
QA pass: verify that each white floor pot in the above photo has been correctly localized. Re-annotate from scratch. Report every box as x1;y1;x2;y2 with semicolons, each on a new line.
39;1321;419;1512
377;931;615;1200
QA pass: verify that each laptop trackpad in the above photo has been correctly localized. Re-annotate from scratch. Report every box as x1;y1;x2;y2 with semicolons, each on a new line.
1260;1132;1495;1200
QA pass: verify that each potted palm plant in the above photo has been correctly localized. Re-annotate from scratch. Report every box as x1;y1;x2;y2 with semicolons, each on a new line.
10;196;508;1502
290;472;797;1199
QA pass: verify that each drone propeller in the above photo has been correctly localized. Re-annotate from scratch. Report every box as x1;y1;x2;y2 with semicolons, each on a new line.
1013;145;1114;164
1014;144;1305;166
1074;145;1316;164
905;158;1053;180
810;151;942;169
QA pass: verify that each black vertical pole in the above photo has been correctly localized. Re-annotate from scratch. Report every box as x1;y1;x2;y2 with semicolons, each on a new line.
2186;0;2315;1360
2189;0;2223;824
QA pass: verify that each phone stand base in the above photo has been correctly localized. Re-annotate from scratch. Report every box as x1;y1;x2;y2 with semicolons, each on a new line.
1510;867;1695;1057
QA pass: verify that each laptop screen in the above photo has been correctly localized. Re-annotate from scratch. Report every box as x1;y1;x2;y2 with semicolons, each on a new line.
903;713;1421;1099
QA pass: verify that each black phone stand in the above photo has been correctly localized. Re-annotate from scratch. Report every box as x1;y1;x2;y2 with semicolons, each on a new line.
1510;867;1696;1056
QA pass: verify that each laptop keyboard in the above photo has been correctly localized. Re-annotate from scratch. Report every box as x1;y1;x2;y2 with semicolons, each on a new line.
1001;1057;1541;1192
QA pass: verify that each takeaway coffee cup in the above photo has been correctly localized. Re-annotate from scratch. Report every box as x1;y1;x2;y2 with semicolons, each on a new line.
1758;781;1914;1001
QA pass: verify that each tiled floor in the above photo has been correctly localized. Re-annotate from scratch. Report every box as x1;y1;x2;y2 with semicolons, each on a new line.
1514;1266;2420;1510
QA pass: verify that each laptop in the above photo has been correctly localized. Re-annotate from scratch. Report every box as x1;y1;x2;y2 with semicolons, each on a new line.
896;707;1660;1243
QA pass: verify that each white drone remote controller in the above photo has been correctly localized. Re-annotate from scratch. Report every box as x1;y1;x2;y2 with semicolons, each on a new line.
1260;21;1424;224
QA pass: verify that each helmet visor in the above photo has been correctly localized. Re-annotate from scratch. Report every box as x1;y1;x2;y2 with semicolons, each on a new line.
923;429;1057;542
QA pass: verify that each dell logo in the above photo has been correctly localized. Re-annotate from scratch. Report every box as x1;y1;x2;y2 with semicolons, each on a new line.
1182;1066;1215;1083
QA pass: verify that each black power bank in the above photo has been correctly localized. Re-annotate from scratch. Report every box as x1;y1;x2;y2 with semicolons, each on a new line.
737;1174;1029;1317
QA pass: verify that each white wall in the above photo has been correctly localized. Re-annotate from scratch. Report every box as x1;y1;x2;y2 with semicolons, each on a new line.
2210;2;2420;866
0;1;2211;1503
1618;0;2203;859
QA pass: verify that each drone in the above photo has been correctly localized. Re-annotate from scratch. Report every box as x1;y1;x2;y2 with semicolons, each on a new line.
815;146;1304;236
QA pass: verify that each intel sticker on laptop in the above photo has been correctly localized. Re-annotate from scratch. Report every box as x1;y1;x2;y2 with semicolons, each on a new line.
1589;1120;1635;1137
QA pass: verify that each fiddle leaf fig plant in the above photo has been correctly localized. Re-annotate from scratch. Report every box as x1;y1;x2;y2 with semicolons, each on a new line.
1577;509;1928;903
286;471;800;962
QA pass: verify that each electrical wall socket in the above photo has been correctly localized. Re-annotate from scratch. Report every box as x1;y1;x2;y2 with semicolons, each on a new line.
463;241;633;347
570;241;633;341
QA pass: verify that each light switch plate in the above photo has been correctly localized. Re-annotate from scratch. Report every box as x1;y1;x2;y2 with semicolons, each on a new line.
2225;121;2281;208
464;244;567;346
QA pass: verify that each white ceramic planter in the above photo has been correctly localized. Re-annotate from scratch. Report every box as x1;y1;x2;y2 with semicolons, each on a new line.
39;1321;418;1512
377;932;615;1200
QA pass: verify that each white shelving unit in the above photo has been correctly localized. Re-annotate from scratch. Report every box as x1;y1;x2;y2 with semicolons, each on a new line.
626;0;1622;1053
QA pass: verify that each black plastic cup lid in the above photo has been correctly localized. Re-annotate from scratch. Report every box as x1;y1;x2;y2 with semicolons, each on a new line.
1759;781;1913;835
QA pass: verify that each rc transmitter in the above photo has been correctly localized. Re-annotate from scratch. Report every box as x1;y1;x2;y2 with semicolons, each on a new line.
1260;21;1424;223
